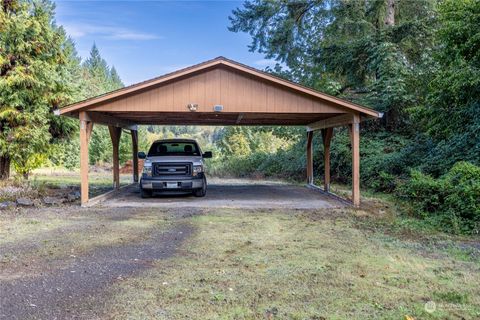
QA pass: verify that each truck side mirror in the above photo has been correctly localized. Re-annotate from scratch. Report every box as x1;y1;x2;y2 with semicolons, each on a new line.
203;151;212;159
138;151;146;159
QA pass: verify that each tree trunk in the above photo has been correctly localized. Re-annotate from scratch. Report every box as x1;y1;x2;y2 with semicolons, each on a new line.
0;155;10;180
384;0;395;26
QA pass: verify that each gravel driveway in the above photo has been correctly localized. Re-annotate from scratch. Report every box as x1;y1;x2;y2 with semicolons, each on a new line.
0;208;193;320
101;179;345;209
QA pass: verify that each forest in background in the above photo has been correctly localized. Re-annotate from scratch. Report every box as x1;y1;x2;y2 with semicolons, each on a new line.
0;0;478;234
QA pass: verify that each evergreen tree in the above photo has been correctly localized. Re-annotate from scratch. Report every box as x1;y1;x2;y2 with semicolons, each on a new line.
49;32;84;142
81;44;128;166
108;66;124;91
0;0;78;179
82;43;110;96
229;0;436;130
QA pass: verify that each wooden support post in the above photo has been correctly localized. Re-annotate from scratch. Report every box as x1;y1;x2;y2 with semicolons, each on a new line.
79;112;93;205
109;126;122;190
131;129;139;183
306;131;314;184
321;127;333;192
349;114;361;207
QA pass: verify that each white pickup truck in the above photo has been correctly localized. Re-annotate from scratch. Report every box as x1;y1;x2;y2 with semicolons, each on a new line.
138;139;212;198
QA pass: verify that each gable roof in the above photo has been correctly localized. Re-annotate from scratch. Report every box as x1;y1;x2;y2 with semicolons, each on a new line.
59;56;381;119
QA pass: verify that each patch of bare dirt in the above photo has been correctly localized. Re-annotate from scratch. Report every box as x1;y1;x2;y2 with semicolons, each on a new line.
0;220;193;320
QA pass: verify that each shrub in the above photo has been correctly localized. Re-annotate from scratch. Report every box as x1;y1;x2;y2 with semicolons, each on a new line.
398;162;480;234
443;162;480;227
370;171;398;193
398;170;445;215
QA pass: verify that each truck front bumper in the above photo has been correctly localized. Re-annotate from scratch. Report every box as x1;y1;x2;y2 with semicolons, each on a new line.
140;175;204;191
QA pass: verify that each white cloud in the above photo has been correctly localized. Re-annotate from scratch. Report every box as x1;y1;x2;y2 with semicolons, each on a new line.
63;23;161;41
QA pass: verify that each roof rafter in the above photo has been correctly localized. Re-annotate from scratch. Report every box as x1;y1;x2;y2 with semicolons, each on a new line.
82;111;137;130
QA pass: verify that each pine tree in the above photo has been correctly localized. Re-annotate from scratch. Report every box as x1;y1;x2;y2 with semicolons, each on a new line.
81;44;129;166
108;66;124;91
82;43;111;96
0;0;78;179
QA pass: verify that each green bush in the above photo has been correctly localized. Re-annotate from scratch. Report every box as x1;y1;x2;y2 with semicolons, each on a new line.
369;171;398;193
398;162;480;234
398;170;445;215
443;162;480;226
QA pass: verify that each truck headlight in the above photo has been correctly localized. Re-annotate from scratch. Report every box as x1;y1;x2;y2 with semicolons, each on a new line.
143;165;152;177
192;165;203;176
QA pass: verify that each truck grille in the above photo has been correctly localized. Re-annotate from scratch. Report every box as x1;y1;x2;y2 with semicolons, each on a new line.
152;162;192;177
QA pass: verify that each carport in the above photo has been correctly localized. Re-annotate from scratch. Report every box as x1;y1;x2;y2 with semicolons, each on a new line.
58;57;382;207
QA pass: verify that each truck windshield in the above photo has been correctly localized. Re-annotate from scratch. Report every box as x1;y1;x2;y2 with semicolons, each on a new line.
148;142;200;156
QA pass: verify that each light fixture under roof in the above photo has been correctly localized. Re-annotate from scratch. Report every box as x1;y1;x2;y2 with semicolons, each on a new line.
187;103;198;112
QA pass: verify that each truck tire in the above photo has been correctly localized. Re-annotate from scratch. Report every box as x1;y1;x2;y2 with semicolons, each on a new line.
194;177;207;197
141;188;152;198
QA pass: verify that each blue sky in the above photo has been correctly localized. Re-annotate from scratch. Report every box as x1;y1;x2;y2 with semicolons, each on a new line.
55;1;275;85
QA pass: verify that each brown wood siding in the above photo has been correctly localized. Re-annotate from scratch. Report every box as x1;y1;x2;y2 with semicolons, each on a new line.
93;67;346;114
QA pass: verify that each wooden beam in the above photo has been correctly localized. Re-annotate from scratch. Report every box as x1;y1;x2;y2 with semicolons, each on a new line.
83;111;137;130
306;131;313;184
79;112;90;205
307;114;354;131
108;126;122;190
321;127;333;192
349;114;361;207
131;129;139;183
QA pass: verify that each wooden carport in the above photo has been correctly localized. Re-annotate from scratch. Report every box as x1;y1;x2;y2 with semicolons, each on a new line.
58;57;382;207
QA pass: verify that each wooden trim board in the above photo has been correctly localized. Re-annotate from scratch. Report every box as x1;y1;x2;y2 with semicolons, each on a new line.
82;183;136;207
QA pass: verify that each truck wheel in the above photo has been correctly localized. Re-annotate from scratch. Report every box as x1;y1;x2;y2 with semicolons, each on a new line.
194;177;207;197
141;188;152;198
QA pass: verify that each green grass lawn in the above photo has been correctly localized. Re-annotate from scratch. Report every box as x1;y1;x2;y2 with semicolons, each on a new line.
106;209;480;320
30;167;132;197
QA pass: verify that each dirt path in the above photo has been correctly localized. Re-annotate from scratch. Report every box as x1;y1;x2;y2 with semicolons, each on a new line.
0;221;193;320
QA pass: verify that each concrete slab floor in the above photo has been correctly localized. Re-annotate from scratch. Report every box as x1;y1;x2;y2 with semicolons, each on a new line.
100;178;345;209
